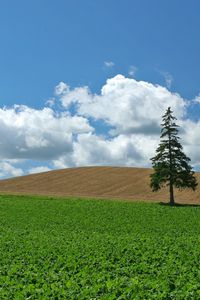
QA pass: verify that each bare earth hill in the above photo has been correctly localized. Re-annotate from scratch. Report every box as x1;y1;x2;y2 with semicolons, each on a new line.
0;166;199;204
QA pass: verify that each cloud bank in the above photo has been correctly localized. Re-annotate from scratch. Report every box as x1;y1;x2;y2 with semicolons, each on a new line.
0;74;199;178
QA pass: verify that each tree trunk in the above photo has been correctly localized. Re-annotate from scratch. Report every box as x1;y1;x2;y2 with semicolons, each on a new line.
169;181;175;206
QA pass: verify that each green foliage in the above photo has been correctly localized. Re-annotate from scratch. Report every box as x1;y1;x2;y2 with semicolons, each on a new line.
150;107;197;196
1;195;200;298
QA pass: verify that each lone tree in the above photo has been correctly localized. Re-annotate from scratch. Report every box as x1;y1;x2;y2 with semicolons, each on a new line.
150;107;197;205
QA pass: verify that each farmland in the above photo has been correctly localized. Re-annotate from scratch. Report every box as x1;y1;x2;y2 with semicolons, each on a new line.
0;166;199;204
0;195;200;299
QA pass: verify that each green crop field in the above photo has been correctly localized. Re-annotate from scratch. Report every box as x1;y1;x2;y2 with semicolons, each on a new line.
0;195;200;299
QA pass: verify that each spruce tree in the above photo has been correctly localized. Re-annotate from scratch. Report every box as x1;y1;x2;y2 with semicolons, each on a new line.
150;107;197;205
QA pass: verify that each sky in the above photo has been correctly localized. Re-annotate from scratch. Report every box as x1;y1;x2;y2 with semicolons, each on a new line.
0;0;200;178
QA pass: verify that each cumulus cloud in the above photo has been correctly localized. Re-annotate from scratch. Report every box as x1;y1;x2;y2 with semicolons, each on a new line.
179;119;200;167
58;75;186;135
0;74;200;178
56;84;92;109
55;81;69;95
52;132;159;170
28;166;51;174
193;93;200;104
45;98;56;107
72;133;157;167
0;105;92;161
0;161;23;178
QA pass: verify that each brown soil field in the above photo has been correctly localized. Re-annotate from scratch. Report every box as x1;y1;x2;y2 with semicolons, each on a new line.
0;166;199;204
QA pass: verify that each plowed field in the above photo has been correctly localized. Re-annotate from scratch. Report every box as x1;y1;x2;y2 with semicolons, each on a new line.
0;166;199;204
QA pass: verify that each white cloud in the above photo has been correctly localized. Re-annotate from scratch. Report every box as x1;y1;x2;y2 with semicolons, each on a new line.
59;75;185;135
104;61;115;68
0;105;92;160
193;93;200;103
128;65;137;77
159;71;173;89
45;98;56;107
28;166;51;174
179;119;200;167
56;84;92;109
55;81;69;95
0;74;200;178
0;161;23;178
71;133;157;167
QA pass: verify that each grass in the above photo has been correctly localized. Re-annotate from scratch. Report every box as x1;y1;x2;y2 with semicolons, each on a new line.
0;195;200;299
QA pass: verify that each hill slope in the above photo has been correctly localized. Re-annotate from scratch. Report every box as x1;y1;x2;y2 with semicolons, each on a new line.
0;166;199;204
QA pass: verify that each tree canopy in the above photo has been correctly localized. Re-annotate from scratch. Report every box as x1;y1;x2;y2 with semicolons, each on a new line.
150;107;198;205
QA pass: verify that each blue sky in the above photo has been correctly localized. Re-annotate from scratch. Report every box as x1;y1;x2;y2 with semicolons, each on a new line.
0;0;200;177
1;0;200;105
